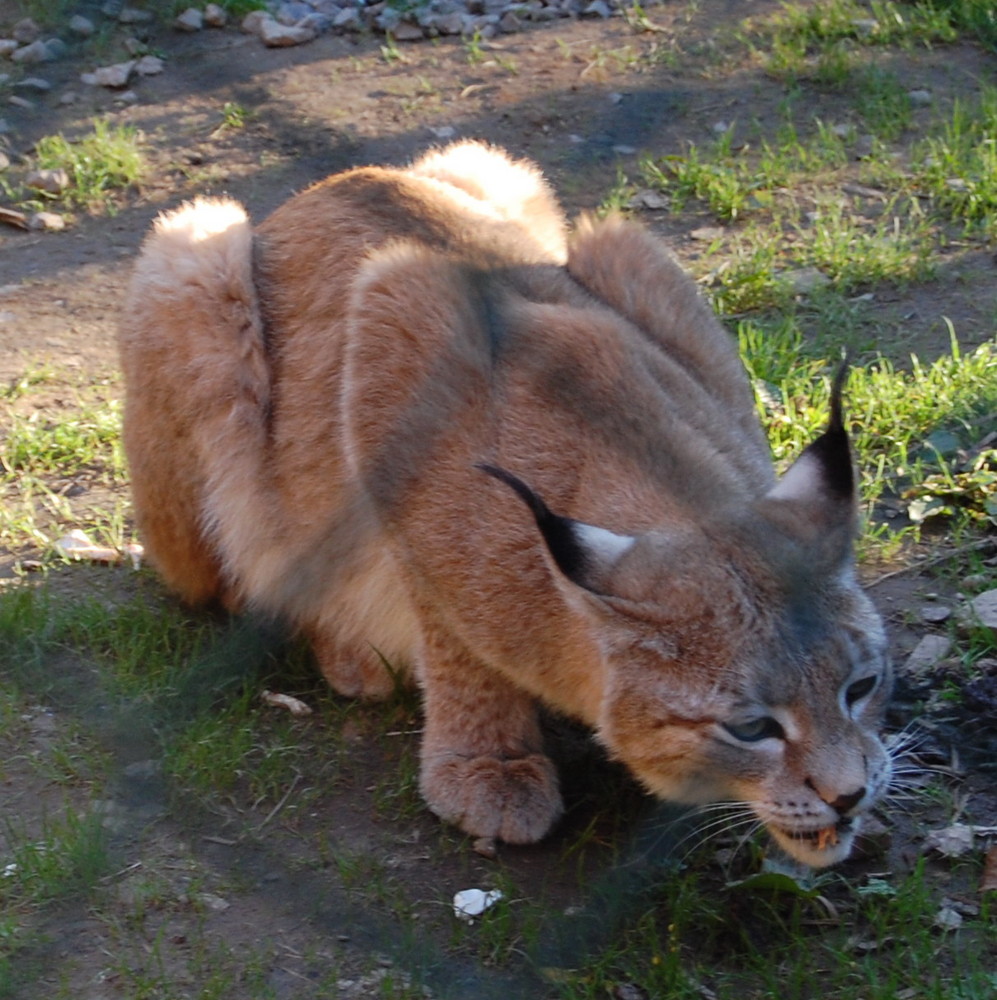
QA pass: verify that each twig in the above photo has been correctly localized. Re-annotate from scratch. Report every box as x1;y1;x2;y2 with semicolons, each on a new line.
868;538;995;588
254;772;302;833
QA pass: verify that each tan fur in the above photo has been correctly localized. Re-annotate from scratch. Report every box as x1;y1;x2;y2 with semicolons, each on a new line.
120;142;891;865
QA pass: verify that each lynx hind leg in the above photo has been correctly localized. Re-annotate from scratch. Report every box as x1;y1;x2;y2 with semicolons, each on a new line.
308;627;402;701
120;197;266;607
407;141;566;262
418;629;562;845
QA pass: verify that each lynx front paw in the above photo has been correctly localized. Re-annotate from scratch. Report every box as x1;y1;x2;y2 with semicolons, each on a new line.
420;752;563;844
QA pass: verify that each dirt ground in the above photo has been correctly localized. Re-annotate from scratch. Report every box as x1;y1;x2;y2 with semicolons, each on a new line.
1;2;996;998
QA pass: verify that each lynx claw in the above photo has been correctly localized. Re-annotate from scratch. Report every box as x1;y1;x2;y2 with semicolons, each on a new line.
420;751;563;845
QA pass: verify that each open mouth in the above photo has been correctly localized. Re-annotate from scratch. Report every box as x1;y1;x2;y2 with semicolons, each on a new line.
783;818;854;852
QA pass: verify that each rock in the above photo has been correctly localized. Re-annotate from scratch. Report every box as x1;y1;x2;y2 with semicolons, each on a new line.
259;18;319;46
204;3;229;28
8;96;35;110
582;0;612;16
919;603;952;624
778;266;831;294
134;55;165;76
902;634;952;678
12;18;40;45
333;8;363;30
498;11;522;32
393;21;426;41
241;11;272;35
276;2;315;25
175;8;204;32
117;7;153;24
851;18;878;36
28;211;66;231
44;38;68;59
908;89;932;106
11;40;55;65
14;76;51;92
25;168;70;194
960;588;997;633
69;15;96;38
629;189;671;211
0;151;9;170
84;61;136;88
431;11;465;34
0;40;19;59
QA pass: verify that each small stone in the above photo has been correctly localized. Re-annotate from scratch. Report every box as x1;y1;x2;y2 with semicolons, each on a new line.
0;40;19;59
431;11;464;34
0;151;9;170
612;144;637;155
392;21;425;41
204;3;229;28
960;588;997;632
241;10;271;35
851;18;878;36
276;2;314;25
920;603;952;624
581;0;612;16
14;76;51;92
333;8;363;30
59;91;78;105
28;212;66;231
114;89;139;105
908;89;933;107
134;55;165;76
92;60;136;87
44;38;67;59
778;266;831;294
69;15;96;38
902;634;952;678
498;11;522;32
629;189;670;210
12;18;40;45
175;8;204;32
26;168;70;194
259;18;319;46
7;95;34;109
11;40;54;65
117;7;154;24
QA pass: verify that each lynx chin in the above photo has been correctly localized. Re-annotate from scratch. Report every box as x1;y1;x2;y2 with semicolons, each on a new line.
119;140;892;868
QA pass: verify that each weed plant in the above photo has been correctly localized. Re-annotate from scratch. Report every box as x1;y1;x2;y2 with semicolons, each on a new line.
32;119;145;212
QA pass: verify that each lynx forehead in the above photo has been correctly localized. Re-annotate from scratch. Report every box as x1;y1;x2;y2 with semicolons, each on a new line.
119;140;891;868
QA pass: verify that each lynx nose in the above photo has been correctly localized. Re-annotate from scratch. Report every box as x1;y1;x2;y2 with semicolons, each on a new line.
828;787;866;816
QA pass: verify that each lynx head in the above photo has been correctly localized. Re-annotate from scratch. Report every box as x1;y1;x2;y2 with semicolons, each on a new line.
481;384;892;868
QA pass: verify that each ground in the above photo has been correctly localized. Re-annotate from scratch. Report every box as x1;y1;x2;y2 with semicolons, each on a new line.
1;2;996;999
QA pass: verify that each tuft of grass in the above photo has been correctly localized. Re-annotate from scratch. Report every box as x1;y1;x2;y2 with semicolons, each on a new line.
32;119;145;211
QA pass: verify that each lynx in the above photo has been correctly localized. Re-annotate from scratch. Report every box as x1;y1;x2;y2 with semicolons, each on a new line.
119;141;891;867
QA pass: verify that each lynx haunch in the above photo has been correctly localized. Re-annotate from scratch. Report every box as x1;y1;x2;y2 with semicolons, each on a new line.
119;141;891;867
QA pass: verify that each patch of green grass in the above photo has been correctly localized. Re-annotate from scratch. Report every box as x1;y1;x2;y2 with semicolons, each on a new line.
32;119;145;212
1;807;110;910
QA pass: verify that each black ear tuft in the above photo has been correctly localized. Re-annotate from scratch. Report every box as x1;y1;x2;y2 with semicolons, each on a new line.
476;464;590;583
805;359;854;500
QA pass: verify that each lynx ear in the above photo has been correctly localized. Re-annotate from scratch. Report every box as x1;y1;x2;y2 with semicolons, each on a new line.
762;365;858;549
477;464;634;593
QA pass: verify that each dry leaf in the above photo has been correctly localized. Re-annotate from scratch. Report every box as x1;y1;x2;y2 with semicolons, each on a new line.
55;529;122;563
924;823;975;858
261;690;312;716
981;845;997;894
0;207;28;230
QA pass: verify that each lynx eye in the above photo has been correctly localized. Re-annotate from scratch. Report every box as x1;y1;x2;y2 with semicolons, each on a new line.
722;717;785;743
845;675;878;707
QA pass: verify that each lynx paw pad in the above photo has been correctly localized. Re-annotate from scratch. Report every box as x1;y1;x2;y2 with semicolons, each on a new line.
421;752;563;844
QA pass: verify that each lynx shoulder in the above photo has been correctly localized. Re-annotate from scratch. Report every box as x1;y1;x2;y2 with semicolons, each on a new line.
120;141;891;867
